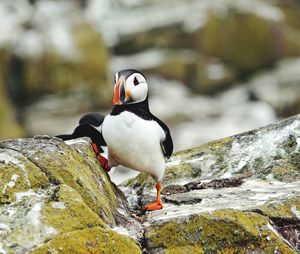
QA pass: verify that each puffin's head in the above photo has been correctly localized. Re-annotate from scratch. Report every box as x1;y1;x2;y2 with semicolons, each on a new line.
112;69;148;105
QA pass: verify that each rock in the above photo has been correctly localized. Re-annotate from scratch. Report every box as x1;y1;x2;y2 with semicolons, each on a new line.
29;227;141;254
148;77;277;151
0;136;141;253
1;114;300;253
0;1;111;109
110;0;300;94
191;57;237;94
198;3;300;74
125;114;300;253
250;57;300;117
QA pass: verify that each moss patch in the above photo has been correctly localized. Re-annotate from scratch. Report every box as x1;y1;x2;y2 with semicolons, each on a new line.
30;227;141;254
1;137;121;225
258;197;300;219
199;11;300;73
0;137;138;253
0;148;49;203
42;184;105;233
146;210;296;253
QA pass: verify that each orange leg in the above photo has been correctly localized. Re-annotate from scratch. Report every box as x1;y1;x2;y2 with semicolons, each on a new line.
143;181;163;211
92;143;111;172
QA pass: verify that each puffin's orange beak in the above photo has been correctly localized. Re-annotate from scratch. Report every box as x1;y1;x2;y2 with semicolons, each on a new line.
113;79;122;105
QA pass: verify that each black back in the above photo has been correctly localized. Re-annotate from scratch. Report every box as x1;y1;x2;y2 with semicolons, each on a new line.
79;113;105;127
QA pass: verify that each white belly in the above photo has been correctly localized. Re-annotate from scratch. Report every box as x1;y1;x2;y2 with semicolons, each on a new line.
102;111;166;181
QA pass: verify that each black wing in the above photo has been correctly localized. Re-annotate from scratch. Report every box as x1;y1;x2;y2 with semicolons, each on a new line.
79;113;105;127
151;115;173;159
57;124;106;146
56;113;106;152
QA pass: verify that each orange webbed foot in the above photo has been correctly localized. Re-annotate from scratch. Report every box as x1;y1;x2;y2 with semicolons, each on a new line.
143;201;163;211
142;181;163;211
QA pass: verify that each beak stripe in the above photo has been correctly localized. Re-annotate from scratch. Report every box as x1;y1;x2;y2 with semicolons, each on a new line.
113;79;122;104
120;82;125;103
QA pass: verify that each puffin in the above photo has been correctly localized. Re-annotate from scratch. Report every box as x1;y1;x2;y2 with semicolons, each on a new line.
58;69;173;211
102;69;173;210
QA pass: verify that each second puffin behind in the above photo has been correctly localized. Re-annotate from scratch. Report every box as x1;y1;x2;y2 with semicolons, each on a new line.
102;69;173;211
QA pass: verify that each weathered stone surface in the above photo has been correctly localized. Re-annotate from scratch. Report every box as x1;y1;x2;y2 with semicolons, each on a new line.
0;1;111;109
250;57;300;117
1;114;300;253
113;1;300;95
29;227;141;254
0;137;140;254
125;114;300;253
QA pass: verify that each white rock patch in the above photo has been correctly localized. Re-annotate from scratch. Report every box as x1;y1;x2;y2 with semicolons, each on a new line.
27;203;42;227
0;152;25;170
2;174;19;194
147;180;300;223
51;202;65;209
291;206;300;220
0;243;6;254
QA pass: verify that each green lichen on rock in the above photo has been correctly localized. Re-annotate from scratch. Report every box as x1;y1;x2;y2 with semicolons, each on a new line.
0;137;138;254
191;57;237;94
29;227;141;254
258;197;300;219
41;184;106;234
2;113;300;253
1;137;122;226
124;114;300;253
125;163;198;190
199;10;300;73
0;148;49;203
125;137;234;190
0;186;59;253
145;210;295;254
3;22;111;108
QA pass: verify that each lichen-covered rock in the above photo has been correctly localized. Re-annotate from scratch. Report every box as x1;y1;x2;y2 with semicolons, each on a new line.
250;57;300;117
2;115;300;253
198;8;300;74
145;210;295;254
29;227;141;254
125;114;300;253
0;1;111;109
0;136;140;254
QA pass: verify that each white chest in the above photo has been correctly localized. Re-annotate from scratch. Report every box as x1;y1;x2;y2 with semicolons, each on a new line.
102;111;166;178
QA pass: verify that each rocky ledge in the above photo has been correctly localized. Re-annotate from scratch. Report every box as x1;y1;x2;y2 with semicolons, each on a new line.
1;115;300;253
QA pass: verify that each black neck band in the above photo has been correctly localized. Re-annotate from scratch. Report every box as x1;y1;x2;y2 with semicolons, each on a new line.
110;98;152;120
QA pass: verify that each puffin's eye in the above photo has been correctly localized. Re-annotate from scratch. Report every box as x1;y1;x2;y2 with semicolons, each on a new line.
133;77;139;86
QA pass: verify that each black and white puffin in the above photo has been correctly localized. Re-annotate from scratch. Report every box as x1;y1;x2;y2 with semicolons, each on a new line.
57;69;173;211
102;69;173;211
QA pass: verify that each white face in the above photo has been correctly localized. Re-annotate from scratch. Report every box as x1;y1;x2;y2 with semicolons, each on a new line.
125;73;148;103
113;72;148;105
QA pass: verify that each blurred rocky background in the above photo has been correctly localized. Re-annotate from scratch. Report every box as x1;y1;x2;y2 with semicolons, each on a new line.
0;0;300;182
